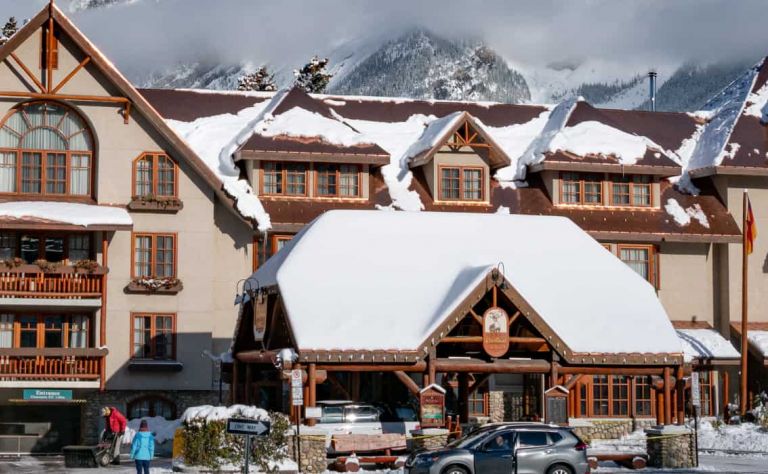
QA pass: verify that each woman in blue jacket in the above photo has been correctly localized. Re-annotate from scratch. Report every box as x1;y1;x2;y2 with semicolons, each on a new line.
130;420;155;474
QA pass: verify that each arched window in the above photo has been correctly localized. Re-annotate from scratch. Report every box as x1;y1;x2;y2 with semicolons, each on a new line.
133;153;177;198
0;102;94;196
127;395;177;420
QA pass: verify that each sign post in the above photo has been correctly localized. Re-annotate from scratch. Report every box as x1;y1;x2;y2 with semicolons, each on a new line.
691;372;700;466
291;369;304;471
419;384;446;428
226;418;271;474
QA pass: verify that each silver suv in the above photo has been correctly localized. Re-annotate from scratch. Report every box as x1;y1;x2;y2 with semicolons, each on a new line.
404;423;589;474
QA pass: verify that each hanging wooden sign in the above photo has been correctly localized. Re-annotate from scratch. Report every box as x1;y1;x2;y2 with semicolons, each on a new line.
482;306;509;357
253;296;268;341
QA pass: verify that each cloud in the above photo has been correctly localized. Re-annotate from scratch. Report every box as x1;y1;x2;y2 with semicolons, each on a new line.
3;0;768;81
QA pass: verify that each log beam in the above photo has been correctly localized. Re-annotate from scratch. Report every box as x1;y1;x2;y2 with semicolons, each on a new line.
394;371;420;396
560;366;666;376
663;367;672;425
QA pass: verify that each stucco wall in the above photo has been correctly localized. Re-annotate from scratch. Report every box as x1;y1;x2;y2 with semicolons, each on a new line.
0;27;253;391
657;242;715;325
424;148;491;202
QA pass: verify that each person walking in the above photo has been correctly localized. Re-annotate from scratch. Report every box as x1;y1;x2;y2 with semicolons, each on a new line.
100;406;127;464
130;419;155;474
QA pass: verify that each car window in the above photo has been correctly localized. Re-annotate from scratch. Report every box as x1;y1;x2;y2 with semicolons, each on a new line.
518;431;550;447
345;406;379;422
394;407;417;421
483;431;515;452
321;406;343;423
549;432;563;444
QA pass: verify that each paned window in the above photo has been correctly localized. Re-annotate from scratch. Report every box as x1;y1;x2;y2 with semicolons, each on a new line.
316;164;360;198
0;232;91;263
592;375;610;416
561;172;654;208
131;313;175;360
0;233;15;260
698;370;715;416
262;162;307;196
612;175;651;207
635;376;654;417
578;375;656;418
0;314;13;348
0;314;90;349
611;376;630;416
128;396;176;420
561;172;603;205
133;153;177;198
68;235;91;262
133;233;176;278
440;166;484;201
253;234;293;270
618;245;656;286
0;102;93;196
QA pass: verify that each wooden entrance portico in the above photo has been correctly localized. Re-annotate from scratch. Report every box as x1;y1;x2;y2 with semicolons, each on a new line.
232;269;686;427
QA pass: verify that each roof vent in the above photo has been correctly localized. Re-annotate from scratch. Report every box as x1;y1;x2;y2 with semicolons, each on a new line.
648;71;658;112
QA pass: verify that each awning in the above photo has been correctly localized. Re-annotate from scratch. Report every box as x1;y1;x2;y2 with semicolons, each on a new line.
0;201;133;231
674;322;740;366
730;322;768;366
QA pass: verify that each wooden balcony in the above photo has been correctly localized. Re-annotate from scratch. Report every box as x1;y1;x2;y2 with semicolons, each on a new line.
0;265;104;299
0;348;107;382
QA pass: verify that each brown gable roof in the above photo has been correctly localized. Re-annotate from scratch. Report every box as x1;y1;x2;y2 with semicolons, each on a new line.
0;4;248;223
138;88;270;122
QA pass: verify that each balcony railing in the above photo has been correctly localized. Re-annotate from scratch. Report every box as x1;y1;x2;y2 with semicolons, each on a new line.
0;265;104;299
0;348;107;382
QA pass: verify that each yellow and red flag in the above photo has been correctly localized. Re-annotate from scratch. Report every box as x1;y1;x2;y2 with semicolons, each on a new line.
746;196;757;254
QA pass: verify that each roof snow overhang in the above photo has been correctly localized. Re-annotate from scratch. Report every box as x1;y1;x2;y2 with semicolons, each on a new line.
282;270;683;367
730;322;768;366
237;147;390;166
672;321;740;366
0;4;250;226
529;160;680;177
409;112;512;170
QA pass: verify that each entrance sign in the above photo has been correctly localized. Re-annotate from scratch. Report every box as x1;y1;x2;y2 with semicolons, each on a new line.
252;297;268;341
544;386;568;425
419;384;446;428
23;389;72;401
291;369;304;406
691;372;701;407
482;307;510;357
226;418;271;436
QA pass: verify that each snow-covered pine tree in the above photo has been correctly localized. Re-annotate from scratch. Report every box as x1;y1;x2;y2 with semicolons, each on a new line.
293;56;333;93
0;17;18;45
237;67;277;92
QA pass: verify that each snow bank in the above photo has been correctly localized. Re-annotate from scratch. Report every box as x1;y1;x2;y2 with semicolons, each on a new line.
251;210;681;355
748;330;768;357
697;420;768;453
258;107;377;148
181;404;270;423
0;201;132;228
664;198;710;228
677;329;740;362
548;120;661;165
123;416;181;445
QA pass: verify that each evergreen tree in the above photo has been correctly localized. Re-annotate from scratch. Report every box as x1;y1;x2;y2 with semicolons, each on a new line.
237;66;276;92
293;56;333;93
0;17;18;45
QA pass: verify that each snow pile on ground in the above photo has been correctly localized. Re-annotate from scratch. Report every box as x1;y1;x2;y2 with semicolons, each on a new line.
123;416;181;445
181;404;269;423
548;120;661;165
664;198;710;228
258;107;377;148
748;330;768;356
0;201;132;228
677;329;740;362
697;420;768;453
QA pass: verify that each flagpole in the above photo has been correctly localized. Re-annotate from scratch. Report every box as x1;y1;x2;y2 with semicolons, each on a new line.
740;190;749;416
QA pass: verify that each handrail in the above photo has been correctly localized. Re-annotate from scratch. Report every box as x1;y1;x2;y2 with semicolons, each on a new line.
0;351;105;381
0;348;108;357
0;272;103;299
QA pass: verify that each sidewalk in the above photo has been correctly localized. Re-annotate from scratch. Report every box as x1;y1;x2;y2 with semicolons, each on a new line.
0;455;172;473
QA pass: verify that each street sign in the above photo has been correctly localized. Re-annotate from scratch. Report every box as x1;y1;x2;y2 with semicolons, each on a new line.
291;369;303;406
691;372;701;407
226;418;271;436
23;389;72;401
305;407;322;419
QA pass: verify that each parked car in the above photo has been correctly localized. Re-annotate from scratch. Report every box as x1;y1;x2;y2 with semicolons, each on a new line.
404;423;589;474
315;400;420;435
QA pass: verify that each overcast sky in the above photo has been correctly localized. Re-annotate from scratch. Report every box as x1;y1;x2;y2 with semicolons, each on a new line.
2;0;767;80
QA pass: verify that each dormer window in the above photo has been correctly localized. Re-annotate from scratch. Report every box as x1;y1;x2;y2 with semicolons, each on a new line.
262;162;307;196
316;164;360;198
559;172;655;208
439;166;484;201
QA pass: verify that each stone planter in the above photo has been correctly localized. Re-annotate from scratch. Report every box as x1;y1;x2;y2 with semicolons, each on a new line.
287;427;327;473
645;425;696;469
411;428;449;451
128;197;183;213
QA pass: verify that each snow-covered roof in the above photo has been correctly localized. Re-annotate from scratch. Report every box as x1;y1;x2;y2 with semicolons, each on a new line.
747;330;768;358
676;328;740;363
249;210;682;358
254;106;379;149
0;201;132;229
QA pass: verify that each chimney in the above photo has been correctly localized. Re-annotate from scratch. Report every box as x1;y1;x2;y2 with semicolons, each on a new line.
648;71;657;112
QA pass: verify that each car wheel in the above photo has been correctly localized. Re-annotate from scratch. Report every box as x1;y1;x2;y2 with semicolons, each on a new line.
547;464;573;474
441;465;469;474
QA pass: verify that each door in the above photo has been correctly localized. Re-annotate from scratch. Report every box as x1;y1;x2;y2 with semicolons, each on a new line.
515;431;554;474
474;431;515;474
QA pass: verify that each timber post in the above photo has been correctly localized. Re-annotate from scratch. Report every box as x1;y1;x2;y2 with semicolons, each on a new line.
231;360;239;405
244;363;252;405
676;366;685;424
458;373;469;423
307;363;317;427
663;367;672;425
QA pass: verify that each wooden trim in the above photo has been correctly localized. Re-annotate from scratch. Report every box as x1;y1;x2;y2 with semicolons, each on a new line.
51;56;91;95
436;164;485;202
587;231;741;244
530;161;679;177
131;232;177;279
394;370;420;395
313;163;362;198
238;150;389;166
129;312;177;360
8;53;46;93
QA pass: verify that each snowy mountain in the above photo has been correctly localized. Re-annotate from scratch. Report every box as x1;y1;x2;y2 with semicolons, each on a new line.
68;0;141;12
135;27;757;112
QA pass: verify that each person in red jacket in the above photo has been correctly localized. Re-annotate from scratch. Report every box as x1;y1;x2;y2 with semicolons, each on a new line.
101;407;127;464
